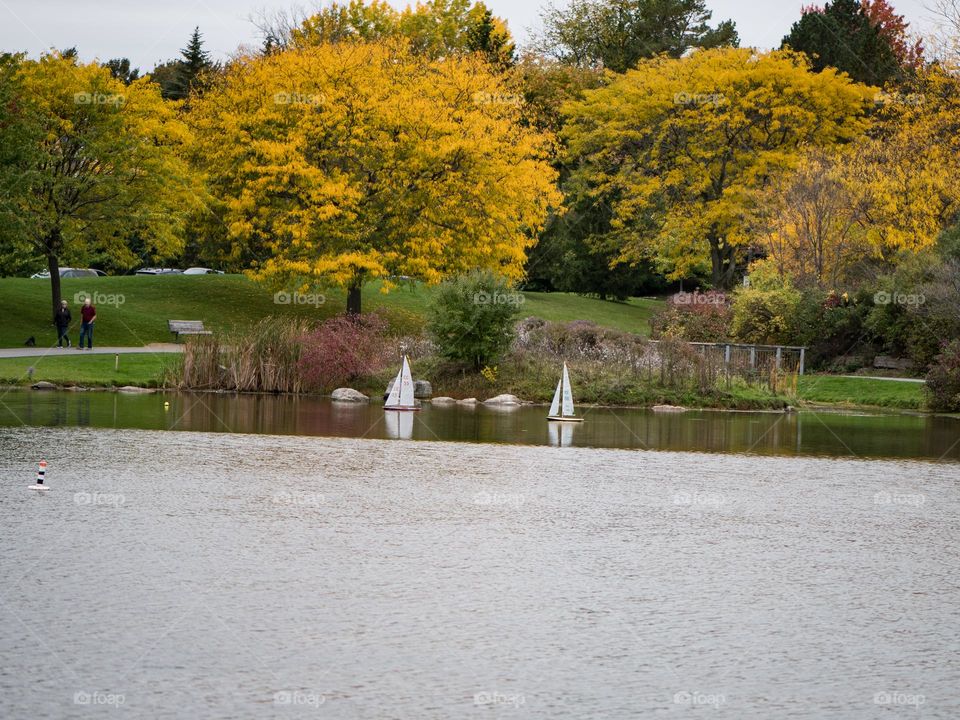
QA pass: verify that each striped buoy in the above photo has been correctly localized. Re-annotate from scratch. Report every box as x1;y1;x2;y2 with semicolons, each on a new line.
29;459;49;491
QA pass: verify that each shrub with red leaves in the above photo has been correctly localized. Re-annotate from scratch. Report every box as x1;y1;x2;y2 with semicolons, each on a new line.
298;313;392;392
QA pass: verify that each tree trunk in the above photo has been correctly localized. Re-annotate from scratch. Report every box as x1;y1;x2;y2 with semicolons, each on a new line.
709;234;738;290
47;252;61;324
346;282;362;316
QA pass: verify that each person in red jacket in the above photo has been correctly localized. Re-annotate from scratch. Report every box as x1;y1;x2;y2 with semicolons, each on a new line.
78;297;96;350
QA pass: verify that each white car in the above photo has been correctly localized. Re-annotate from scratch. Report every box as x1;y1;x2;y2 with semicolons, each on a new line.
31;267;103;279
183;267;224;275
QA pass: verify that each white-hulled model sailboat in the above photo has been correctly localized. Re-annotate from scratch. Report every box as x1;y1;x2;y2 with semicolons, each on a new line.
384;355;420;411
547;362;583;422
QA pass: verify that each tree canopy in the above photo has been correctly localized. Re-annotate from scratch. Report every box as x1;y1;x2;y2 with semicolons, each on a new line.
189;41;559;313
536;0;738;72
561;48;874;288
0;53;202;312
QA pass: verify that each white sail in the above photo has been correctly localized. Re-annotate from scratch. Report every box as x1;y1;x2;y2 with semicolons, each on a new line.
385;356;416;409
561;363;575;417
384;366;403;407
548;376;562;417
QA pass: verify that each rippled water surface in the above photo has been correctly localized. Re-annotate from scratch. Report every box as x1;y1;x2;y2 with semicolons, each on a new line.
1;426;958;719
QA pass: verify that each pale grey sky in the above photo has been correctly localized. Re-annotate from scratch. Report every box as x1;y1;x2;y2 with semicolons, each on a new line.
0;0;941;71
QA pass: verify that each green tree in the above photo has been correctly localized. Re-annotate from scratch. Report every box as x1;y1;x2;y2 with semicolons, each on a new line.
536;0;738;72
782;0;900;85
427;270;520;369
103;57;140;84
167;27;215;101
0;53;202;315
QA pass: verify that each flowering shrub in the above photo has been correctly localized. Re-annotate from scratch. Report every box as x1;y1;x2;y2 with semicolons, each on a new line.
298;313;392;391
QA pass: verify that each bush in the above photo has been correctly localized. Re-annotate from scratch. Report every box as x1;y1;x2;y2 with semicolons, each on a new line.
649;292;732;342
427;270;520;369
925;340;960;412
730;271;802;345
299;313;391;392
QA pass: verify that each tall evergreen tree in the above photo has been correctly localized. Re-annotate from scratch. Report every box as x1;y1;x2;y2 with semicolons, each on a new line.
168;27;214;101
782;0;900;85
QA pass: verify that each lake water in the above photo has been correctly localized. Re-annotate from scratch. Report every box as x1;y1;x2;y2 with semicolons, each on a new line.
0;389;957;461
0;393;958;718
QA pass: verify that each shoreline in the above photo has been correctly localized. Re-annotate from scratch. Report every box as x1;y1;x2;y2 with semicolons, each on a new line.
2;381;938;416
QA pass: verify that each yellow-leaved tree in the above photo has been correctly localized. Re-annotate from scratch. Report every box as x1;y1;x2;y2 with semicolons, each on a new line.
848;66;960;256
561;48;875;288
190;41;558;312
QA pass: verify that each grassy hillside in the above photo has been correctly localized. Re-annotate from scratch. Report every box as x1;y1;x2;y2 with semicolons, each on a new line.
0;275;663;348
797;375;925;410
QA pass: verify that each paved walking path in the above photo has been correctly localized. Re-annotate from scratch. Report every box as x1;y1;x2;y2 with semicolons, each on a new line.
0;344;183;359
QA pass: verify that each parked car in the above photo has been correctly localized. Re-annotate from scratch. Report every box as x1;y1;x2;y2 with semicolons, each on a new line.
135;267;183;275
30;267;103;279
183;267;225;275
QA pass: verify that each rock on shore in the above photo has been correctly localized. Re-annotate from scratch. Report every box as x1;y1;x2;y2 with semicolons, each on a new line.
652;404;687;413
483;394;521;406
331;388;369;403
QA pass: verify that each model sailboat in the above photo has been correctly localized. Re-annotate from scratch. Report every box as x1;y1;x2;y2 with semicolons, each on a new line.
547;362;583;422
384;355;420;411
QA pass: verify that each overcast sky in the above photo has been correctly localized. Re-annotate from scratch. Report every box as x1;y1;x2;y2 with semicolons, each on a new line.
0;0;941;71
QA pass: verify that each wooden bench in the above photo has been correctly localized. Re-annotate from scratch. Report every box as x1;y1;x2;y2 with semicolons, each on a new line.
168;320;212;340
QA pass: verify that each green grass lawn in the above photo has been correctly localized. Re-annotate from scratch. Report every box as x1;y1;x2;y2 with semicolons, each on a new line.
797;375;926;410
0;275;663;348
0;353;172;387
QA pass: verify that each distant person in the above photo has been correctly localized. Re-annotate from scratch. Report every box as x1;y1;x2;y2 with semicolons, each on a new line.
78;297;96;350
54;300;71;348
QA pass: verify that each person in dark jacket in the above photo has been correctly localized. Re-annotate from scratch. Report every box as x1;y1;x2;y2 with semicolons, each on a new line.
54;300;71;348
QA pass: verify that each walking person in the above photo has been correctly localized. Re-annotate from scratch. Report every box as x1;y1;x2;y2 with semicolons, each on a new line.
54;300;72;348
78;297;96;350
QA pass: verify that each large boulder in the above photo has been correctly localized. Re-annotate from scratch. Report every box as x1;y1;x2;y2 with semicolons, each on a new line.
31;381;57;390
331;388;369;403
385;378;433;399
483;394;521;406
116;386;155;394
457;397;478;405
431;396;457;405
652;404;686;413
